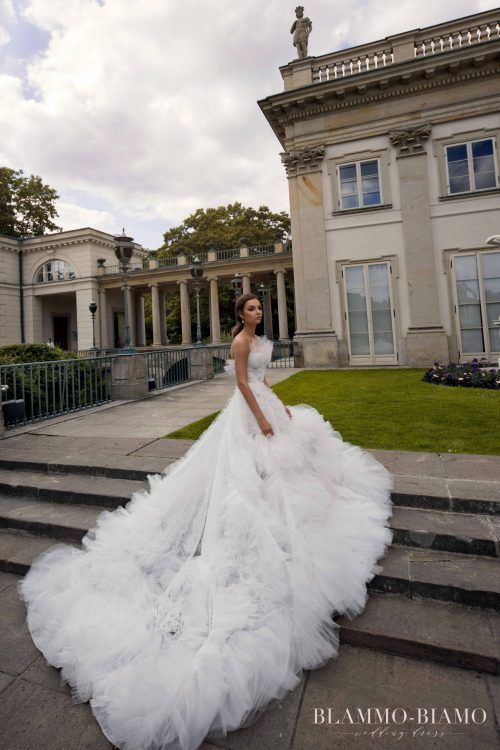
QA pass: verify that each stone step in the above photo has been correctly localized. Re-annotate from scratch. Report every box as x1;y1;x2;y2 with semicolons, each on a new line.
336;592;500;675
391;505;500;557
1;459;500;520
370;545;500;611
0;495;104;542
0;469;147;510
0;529;78;575
0;452;169;482
3;525;498;679
2;490;498;567
392;474;500;516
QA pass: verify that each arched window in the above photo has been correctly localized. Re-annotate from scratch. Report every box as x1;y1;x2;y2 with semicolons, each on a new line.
35;260;76;283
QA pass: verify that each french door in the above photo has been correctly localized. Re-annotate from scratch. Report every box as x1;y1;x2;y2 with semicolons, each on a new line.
342;261;398;365
452;251;500;360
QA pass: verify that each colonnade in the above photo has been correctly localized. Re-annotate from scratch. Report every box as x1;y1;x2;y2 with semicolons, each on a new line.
99;269;289;348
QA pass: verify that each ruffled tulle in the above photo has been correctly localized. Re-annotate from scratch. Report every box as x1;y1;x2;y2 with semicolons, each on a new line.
18;336;394;750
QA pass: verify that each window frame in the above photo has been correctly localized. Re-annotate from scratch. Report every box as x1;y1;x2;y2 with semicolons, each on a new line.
444;137;498;196
328;148;392;214
336;256;399;366
450;249;500;359
433;128;500;200
34;259;77;284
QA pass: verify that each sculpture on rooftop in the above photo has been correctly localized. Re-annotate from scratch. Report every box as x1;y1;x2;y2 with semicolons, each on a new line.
290;6;312;59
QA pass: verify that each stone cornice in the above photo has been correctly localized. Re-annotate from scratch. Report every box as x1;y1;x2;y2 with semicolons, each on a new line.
259;42;500;146
280;145;325;176
0;228;147;257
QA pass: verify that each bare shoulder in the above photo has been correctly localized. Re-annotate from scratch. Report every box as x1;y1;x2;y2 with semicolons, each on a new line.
230;334;250;359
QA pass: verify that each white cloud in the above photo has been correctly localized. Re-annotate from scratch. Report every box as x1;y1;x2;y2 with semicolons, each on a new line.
56;201;116;232
0;0;496;248
0;0;16;46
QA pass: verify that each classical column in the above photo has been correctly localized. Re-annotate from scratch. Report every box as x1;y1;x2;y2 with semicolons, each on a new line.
126;286;136;347
136;294;146;347
149;283;162;347
274;269;289;340
177;280;192;345
389;125;448;365
280;144;338;367
208;276;221;343
242;273;252;295
264;284;274;340
159;290;170;345
98;288;109;348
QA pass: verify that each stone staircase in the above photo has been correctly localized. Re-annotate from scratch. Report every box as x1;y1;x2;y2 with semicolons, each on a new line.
0;453;498;678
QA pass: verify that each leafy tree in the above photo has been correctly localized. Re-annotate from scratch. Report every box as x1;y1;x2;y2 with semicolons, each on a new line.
158;202;290;257
0;167;61;238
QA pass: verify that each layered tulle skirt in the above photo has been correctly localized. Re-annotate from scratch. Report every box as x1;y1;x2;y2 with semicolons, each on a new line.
18;380;394;750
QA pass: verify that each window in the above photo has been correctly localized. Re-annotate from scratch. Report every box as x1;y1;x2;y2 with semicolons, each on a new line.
445;138;497;195
35;260;76;283
338;159;382;209
453;251;500;356
343;261;397;364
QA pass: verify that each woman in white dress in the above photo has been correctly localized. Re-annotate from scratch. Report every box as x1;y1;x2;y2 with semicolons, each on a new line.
18;293;394;750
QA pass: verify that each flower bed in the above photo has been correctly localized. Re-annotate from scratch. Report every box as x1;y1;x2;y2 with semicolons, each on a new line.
423;358;500;389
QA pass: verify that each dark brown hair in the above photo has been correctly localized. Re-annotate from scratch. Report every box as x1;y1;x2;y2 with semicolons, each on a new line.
230;293;262;340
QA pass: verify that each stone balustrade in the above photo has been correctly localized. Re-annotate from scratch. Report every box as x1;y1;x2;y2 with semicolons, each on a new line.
285;8;500;90
414;17;499;58
101;242;290;277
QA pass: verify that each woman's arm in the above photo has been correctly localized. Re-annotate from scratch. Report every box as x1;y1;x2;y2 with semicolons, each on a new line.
233;338;274;436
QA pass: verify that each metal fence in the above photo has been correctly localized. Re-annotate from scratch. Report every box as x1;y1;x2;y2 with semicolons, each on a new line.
0;356;114;429
209;344;231;374
146;349;191;391
269;339;294;368
208;339;294;372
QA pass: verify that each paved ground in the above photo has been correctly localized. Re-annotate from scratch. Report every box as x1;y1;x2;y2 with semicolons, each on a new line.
0;369;499;749
0;367;300;441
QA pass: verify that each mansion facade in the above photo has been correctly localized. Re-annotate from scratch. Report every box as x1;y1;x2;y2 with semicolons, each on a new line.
0;229;291;351
259;8;500;367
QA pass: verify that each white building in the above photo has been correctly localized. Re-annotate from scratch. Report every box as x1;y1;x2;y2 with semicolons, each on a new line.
259;8;500;367
0;229;147;351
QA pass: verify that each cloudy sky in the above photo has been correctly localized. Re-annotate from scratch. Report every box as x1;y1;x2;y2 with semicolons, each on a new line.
0;0;496;249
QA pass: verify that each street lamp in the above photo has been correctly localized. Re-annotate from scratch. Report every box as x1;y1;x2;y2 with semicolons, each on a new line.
113;228;136;353
88;302;98;352
231;272;243;299
257;282;269;337
189;255;204;347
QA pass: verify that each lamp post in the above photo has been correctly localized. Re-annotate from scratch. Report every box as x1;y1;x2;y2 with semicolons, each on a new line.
257;282;269;337
89;302;98;352
231;272;243;299
113;229;136;353
189;255;204;347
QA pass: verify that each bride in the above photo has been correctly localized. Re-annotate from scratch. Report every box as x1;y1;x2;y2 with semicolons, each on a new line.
18;292;394;750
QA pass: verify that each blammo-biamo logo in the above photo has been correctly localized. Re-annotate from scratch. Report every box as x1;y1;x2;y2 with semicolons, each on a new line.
313;707;487;724
313;706;487;735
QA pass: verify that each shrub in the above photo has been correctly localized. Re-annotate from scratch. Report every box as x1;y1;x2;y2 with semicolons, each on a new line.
0;343;74;365
422;358;500;389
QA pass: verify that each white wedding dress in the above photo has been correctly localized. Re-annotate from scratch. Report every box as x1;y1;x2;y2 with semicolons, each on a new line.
18;335;394;750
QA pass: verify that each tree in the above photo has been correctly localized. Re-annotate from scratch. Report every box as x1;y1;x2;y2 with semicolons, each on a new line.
157;202;290;257
0;167;61;238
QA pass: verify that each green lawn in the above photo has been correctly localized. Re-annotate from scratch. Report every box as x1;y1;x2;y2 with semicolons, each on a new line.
165;369;500;455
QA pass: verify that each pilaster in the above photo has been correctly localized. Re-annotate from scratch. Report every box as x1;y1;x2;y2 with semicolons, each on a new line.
390;124;448;365
280;144;338;367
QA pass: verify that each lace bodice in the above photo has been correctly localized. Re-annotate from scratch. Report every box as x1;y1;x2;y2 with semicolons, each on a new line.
223;336;274;383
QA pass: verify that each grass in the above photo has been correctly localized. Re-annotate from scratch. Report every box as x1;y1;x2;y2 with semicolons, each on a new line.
164;369;500;455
